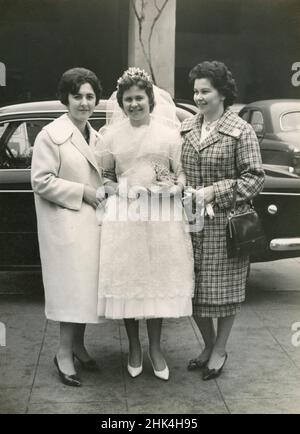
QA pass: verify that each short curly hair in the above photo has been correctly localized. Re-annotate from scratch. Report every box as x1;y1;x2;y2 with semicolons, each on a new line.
189;61;237;108
58;67;102;106
116;70;155;112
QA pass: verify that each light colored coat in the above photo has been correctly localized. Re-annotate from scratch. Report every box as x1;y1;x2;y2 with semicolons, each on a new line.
181;109;265;307
31;114;103;323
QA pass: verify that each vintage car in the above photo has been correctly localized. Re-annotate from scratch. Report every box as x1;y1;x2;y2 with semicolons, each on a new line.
239;99;300;175
0;101;299;270
175;99;198;115
230;103;245;114
252;164;300;262
175;101;245;116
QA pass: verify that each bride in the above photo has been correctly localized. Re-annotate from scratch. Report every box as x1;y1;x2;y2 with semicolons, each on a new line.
97;68;194;381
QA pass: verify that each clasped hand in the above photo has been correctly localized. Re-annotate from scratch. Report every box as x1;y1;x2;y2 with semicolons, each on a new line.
183;185;215;218
83;184;99;209
117;182;183;200
83;184;113;209
198;185;215;204
150;182;183;197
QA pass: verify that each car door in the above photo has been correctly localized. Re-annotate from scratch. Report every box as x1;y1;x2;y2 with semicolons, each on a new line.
0;118;52;269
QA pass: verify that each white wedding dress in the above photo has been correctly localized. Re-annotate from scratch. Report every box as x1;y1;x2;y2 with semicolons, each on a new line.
96;118;194;319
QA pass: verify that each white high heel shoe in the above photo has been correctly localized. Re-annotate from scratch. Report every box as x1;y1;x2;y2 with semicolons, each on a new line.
148;353;169;381
127;350;143;378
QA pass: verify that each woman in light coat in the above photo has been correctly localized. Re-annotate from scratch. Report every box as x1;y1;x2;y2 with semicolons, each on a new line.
181;61;265;380
31;68;105;387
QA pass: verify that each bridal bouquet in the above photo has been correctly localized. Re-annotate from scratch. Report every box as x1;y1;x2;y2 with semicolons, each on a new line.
152;160;176;185
120;159;177;199
149;160;176;195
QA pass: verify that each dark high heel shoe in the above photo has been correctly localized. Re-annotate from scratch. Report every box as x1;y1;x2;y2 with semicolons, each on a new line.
73;353;99;371
187;357;209;371
54;356;81;387
202;353;228;381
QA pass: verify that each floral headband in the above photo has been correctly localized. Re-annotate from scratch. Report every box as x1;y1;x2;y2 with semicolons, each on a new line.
116;67;153;89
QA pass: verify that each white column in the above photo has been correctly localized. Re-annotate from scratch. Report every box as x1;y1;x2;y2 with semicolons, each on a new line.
128;0;176;97
0;62;6;87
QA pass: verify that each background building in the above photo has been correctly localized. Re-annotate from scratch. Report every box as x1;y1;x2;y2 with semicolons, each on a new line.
175;0;300;102
0;0;129;104
0;0;299;105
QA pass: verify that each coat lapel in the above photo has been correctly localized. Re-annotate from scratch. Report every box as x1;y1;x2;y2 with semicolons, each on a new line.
217;109;243;139
182;109;243;154
198;128;220;152
44;114;102;177
181;114;202;154
70;120;102;177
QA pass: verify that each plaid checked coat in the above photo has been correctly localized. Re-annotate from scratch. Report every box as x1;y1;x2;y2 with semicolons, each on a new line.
181;109;265;306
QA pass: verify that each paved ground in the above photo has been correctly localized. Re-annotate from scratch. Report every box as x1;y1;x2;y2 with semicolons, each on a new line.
0;258;299;414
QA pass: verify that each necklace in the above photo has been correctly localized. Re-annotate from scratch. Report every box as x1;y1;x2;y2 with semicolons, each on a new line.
203;118;218;132
203;109;224;132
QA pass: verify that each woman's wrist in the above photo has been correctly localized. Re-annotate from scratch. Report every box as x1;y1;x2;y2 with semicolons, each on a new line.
204;185;215;203
104;182;118;196
176;181;185;192
96;185;106;201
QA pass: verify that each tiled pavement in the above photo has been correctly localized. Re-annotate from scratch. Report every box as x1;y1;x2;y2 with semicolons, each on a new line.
0;258;300;414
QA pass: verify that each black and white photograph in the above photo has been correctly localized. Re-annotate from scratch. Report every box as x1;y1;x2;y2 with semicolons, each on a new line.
0;0;300;416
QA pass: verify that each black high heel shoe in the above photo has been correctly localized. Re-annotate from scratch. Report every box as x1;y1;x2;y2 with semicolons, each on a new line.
187;357;209;371
54;356;81;387
73;353;99;371
202;353;228;381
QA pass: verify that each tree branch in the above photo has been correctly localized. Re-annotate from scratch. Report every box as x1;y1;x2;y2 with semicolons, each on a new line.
130;0;169;84
154;0;160;12
130;0;155;82
148;0;169;81
131;0;142;22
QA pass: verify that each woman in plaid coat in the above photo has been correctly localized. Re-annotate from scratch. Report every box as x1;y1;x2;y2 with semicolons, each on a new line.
181;61;265;380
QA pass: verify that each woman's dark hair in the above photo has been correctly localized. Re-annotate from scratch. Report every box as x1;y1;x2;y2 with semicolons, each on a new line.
189;61;237;108
116;70;155;112
58;67;102;106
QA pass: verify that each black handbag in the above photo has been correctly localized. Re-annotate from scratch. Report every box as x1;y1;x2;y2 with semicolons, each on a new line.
226;184;266;258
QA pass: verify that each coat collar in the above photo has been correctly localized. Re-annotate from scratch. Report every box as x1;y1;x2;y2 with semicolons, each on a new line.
180;114;202;153
44;114;101;175
181;108;244;152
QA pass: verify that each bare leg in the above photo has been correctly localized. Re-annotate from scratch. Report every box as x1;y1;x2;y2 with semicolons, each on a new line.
73;323;93;362
208;315;235;369
124;319;142;367
147;318;166;371
192;316;216;362
56;322;77;375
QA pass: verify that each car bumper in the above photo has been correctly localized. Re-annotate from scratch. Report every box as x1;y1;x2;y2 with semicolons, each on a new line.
270;238;300;251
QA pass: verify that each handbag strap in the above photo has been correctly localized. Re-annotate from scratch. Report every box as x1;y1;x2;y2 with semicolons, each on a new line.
231;183;238;214
231;182;254;215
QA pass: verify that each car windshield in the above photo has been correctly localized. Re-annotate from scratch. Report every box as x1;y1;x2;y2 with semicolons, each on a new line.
281;111;300;131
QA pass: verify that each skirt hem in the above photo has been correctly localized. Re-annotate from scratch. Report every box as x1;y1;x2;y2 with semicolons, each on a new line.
98;296;193;320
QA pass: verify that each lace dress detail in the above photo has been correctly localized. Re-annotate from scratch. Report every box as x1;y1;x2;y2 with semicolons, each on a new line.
96;118;194;319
